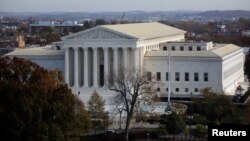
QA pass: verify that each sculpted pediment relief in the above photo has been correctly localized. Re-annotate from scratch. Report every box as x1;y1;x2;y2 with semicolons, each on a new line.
66;28;133;40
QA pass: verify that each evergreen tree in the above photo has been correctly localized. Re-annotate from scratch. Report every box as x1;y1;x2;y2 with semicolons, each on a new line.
195;88;236;124
87;91;109;130
165;112;186;135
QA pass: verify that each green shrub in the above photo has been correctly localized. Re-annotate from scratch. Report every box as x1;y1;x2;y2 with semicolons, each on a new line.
193;124;207;138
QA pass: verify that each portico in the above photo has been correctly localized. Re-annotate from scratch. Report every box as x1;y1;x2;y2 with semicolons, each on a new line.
65;46;138;88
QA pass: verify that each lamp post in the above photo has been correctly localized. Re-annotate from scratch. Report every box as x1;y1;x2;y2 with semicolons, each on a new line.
118;108;123;130
188;115;193;139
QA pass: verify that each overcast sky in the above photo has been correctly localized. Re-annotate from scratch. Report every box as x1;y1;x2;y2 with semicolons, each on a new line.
1;0;250;12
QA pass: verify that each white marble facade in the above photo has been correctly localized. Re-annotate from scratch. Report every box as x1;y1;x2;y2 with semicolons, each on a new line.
63;23;185;89
6;22;245;98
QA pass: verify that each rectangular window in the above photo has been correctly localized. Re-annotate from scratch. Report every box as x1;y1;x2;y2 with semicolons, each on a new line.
171;46;175;51
194;72;199;81
194;88;198;92
175;72;180;81
176;88;179;92
157;72;161;81
189;46;193;51
204;73;208;82
166;88;168;92
166;72;168;81
180;46;184;51
157;88;160;92
185;88;189;92
163;46;167;51
185;72;189;81
147;72;151;81
58;71;62;75
197;46;201;51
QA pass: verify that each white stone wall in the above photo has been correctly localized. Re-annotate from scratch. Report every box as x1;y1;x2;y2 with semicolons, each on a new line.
222;49;244;94
143;56;223;96
22;56;65;75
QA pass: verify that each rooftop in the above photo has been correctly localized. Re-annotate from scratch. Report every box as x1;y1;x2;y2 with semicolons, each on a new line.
145;51;219;58
212;44;241;57
5;46;64;57
64;22;186;40
101;22;186;40
145;44;242;58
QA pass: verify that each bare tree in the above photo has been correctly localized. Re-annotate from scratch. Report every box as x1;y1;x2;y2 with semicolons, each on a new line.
106;69;158;141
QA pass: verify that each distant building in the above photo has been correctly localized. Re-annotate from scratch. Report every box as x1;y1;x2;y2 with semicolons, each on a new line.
211;24;226;36
6;22;245;104
17;35;25;49
242;30;250;37
185;32;196;38
29;21;83;34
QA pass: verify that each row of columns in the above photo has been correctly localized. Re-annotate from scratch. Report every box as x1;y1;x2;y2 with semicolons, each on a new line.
65;47;143;88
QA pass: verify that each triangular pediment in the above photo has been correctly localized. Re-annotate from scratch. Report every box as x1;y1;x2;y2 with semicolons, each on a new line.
63;27;134;40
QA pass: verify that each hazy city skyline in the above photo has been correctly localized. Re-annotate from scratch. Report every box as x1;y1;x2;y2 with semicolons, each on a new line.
1;0;250;12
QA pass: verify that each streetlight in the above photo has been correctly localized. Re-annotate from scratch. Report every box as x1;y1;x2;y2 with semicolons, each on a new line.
118;108;123;130
188;115;193;139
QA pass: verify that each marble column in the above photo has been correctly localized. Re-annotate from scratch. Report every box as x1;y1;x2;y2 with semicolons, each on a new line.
113;48;118;75
84;48;89;87
65;48;69;85
133;48;138;70
104;48;109;83
93;48;99;87
74;48;79;87
122;47;128;71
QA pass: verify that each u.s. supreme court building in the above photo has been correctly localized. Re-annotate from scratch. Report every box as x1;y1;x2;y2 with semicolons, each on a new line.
6;22;245;104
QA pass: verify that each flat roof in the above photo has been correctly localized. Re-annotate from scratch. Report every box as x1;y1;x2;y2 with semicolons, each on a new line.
145;51;219;58
145;44;241;58
102;22;186;40
64;22;186;40
5;47;64;57
211;44;241;57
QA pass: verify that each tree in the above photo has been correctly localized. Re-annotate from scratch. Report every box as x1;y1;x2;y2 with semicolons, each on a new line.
39;27;61;44
106;70;157;141
193;124;207;138
195;88;236;124
87;91;109;131
83;21;94;29
165;112;186;135
233;86;244;103
245;51;250;81
0;57;91;141
95;19;107;26
245;101;250;124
